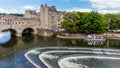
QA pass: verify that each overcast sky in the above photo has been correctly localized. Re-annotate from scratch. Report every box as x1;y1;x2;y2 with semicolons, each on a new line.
0;0;119;14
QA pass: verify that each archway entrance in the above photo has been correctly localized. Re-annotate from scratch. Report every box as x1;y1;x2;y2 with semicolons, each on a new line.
2;29;17;37
22;28;34;36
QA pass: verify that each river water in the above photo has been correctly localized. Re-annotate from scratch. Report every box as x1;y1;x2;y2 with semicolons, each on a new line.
0;35;120;68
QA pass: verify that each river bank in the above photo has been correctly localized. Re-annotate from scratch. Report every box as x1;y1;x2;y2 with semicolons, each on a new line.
103;33;120;40
57;33;120;40
57;33;86;39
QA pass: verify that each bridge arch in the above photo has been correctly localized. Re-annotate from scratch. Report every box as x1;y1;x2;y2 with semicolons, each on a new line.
22;27;35;36
1;28;17;37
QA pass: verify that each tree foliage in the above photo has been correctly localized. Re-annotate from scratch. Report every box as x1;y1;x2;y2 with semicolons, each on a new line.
61;12;80;33
82;12;106;33
104;14;120;30
62;11;106;34
77;12;89;32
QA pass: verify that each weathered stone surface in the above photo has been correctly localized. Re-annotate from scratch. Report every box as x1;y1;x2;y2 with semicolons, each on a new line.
0;4;65;37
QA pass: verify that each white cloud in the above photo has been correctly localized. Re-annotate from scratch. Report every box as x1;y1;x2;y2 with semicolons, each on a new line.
64;7;120;14
89;0;120;10
98;10;120;14
0;5;36;14
0;5;39;14
0;8;21;13
0;8;8;13
65;7;92;12
80;0;120;14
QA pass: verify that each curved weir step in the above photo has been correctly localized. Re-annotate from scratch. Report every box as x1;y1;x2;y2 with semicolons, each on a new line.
24;47;120;68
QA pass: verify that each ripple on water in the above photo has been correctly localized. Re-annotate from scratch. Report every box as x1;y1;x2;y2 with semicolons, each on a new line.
24;47;120;68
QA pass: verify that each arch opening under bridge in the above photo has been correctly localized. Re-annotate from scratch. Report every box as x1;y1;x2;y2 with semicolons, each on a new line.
22;28;35;36
1;29;17;37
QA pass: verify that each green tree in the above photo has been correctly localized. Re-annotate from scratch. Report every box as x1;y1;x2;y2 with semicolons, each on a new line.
104;14;120;30
82;11;106;33
61;11;106;34
61;12;80;33
104;14;111;30
77;12;89;32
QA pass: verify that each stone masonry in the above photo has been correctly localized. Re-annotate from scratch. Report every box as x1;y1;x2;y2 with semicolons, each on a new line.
0;4;65;37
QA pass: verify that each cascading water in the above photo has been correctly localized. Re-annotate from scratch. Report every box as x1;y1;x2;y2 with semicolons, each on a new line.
24;47;120;68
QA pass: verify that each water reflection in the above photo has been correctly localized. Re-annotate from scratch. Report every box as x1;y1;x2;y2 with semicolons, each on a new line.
86;41;105;46
105;40;120;48
22;35;34;43
0;31;11;44
0;37;17;48
0;35;119;58
0;35;119;68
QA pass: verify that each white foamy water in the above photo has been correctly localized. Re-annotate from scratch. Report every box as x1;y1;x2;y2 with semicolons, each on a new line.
58;60;90;68
24;47;120;68
58;56;120;68
24;49;41;68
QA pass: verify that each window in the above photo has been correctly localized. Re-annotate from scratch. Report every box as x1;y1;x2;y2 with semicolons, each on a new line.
52;16;54;20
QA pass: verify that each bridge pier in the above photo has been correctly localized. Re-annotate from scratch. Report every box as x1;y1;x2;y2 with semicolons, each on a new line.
16;33;22;37
33;30;38;35
38;29;53;36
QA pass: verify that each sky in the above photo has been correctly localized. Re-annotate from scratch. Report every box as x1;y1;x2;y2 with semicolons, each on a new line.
0;0;120;14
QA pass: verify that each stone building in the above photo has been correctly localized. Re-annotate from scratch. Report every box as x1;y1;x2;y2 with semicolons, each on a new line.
24;10;39;19
0;4;65;37
39;4;64;36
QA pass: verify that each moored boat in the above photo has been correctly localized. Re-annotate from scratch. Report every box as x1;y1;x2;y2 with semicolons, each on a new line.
84;34;106;41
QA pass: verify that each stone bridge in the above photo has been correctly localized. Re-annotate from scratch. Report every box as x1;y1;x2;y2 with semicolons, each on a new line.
0;4;65;37
0;15;40;37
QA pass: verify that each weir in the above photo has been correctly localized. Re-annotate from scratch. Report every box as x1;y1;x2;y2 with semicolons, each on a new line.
25;47;120;68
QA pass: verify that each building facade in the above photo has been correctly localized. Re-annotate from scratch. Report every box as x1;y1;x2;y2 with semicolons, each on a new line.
39;4;64;36
0;4;65;37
